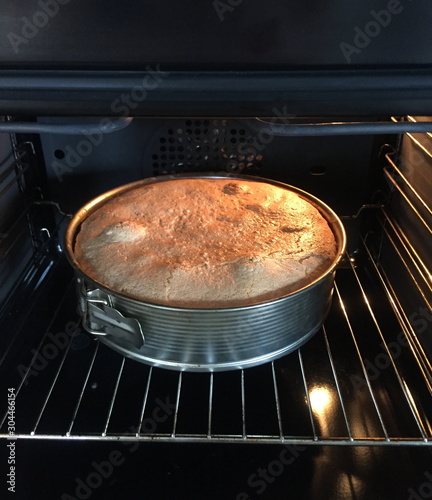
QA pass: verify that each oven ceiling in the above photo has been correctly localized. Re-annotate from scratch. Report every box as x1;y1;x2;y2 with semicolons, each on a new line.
1;1;432;115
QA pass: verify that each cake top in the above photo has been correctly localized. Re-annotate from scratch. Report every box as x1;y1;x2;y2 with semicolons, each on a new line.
74;178;338;308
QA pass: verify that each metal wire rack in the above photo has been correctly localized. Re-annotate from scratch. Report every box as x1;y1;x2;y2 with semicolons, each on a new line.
0;238;431;445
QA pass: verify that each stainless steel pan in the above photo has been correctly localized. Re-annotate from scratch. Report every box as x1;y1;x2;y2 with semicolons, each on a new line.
65;173;346;371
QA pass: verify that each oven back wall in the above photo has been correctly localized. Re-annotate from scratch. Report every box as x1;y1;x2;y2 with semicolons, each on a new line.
39;117;378;218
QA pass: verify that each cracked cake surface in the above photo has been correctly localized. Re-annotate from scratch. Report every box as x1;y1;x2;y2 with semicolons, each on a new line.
74;178;337;308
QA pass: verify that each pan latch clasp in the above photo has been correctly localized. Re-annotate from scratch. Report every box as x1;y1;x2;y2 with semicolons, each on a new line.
81;288;145;349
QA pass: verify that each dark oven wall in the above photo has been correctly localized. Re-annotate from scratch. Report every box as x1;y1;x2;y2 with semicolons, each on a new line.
38;116;383;218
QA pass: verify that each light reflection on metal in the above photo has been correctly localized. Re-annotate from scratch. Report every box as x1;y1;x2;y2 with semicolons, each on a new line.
310;386;332;415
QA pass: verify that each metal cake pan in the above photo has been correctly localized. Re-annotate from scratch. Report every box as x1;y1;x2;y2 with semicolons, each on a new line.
65;173;346;371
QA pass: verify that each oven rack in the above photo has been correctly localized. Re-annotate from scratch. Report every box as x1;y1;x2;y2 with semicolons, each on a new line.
0;240;431;446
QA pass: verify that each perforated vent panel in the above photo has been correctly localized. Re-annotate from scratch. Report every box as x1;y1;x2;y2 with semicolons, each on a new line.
149;120;264;176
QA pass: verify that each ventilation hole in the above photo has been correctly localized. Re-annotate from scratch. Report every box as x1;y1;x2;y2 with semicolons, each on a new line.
196;145;201;151
161;154;167;160
246;154;255;161
178;146;184;152
169;146;175;152
203;120;210;126
247;162;253;167
230;129;237;135
177;128;183;134
152;154;158;160
256;154;263;161
169;154;175;160
160;146;166;152
152;162;159;168
177;137;183;143
238;162;245;169
54;149;65;159
194;120;201;126
161;162;167;168
154;169;159;175
168;129;174;135
195;129;201;135
179;154;184;160
239;129;246;135
310;166;327;176
185;120;192;126
230;137;237;143
168;137;175;143
160;137;166;143
186;129;192;135
238;154;245;161
239;137;245;143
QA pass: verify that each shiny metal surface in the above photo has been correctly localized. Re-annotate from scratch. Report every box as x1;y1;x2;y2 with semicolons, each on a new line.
65;173;346;371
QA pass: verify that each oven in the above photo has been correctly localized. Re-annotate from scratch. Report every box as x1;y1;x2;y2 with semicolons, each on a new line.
0;2;432;499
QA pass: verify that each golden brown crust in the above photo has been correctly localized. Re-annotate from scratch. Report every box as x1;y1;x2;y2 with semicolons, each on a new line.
74;178;337;308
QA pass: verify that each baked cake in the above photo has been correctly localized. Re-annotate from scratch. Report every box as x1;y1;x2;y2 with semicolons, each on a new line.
74;178;337;308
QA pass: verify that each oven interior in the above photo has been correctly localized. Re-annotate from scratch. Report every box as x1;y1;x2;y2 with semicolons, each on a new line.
0;115;431;499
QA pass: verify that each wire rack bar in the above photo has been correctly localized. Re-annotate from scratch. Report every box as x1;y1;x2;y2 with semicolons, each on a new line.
361;236;432;394
297;349;318;441
333;283;390;441
271;361;284;440
383;167;432;236
137;367;153;436
381;208;431;288
0;269;73;391
102;357;125;437
207;372;214;438
380;219;431;308
171;372;183;438
2;434;431;446
241;370;246;439
66;341;100;437
322;326;353;441
406;115;432;153
31;328;75;435
348;255;429;441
